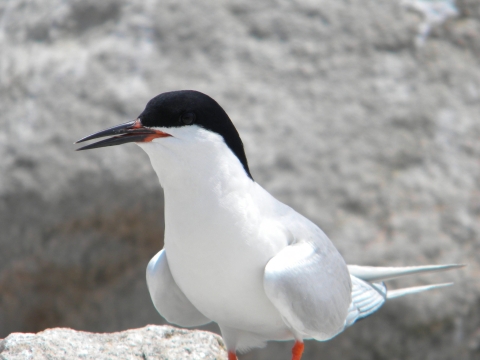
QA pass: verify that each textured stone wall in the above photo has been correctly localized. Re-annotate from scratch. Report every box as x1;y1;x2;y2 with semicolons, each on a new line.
0;326;227;359
1;0;479;359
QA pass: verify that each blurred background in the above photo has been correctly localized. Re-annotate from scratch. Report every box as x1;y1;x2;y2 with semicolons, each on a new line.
0;0;479;359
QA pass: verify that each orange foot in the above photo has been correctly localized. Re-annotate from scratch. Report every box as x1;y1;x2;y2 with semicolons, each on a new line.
292;341;304;360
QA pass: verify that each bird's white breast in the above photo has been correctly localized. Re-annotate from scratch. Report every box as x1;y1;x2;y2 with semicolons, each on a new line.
138;127;292;337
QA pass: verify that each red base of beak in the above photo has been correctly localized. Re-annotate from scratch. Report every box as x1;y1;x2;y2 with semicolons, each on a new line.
76;119;171;151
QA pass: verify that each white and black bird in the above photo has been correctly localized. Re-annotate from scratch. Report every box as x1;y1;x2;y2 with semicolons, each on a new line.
76;90;462;360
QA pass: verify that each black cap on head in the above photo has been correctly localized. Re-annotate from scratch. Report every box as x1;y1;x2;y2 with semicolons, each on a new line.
139;90;253;180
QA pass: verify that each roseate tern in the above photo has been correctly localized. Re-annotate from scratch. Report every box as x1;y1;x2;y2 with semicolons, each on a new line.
76;90;462;360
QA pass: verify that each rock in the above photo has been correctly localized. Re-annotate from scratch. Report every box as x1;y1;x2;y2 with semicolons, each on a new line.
0;0;479;359
0;326;227;360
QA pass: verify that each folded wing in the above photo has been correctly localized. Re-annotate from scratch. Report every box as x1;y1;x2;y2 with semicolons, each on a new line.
264;240;352;341
146;249;211;327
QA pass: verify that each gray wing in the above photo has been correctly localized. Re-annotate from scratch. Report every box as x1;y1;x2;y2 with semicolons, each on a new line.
264;235;352;341
343;276;386;329
146;249;211;327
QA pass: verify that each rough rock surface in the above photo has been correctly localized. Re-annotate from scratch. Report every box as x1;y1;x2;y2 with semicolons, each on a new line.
0;326;227;360
1;0;479;359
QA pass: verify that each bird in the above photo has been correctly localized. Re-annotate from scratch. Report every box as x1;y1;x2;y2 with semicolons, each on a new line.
76;90;462;360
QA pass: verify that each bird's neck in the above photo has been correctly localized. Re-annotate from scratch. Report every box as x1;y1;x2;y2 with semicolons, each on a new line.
139;136;259;257
138;136;255;213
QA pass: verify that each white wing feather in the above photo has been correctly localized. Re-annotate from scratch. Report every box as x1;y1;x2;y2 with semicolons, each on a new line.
264;240;352;341
146;249;211;327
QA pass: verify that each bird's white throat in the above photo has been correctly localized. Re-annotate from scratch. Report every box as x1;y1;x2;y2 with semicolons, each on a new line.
136;125;262;254
137;125;252;195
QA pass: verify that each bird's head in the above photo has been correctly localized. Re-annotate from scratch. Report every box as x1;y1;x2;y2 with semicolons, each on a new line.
76;90;252;179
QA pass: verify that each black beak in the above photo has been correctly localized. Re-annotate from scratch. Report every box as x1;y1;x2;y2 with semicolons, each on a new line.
75;119;171;151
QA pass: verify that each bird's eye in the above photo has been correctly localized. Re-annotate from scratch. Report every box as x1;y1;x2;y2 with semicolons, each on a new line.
180;112;196;125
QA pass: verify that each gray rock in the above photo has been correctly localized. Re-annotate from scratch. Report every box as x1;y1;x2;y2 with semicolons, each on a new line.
0;326;227;360
0;0;479;359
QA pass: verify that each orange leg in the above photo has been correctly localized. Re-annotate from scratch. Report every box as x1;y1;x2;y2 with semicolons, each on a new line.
228;351;238;360
292;341;304;360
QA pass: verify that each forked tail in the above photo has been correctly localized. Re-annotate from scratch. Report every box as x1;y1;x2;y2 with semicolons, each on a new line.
343;264;463;328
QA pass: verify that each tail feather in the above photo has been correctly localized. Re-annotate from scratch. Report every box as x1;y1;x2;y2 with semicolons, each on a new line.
386;282;453;299
343;264;463;328
348;264;463;282
344;276;386;328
